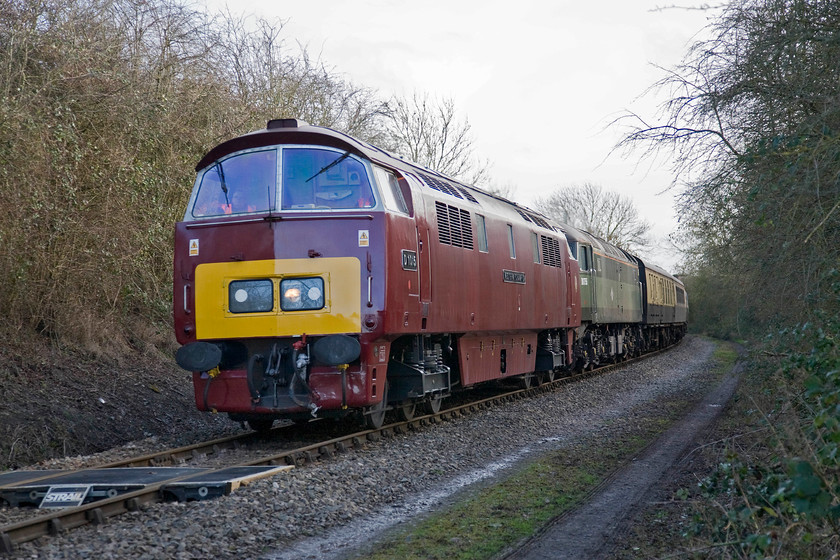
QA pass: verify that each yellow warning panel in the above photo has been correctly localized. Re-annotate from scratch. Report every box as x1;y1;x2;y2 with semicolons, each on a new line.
194;257;361;339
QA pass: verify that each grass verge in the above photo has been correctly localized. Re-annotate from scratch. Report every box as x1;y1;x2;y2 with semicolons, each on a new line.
614;332;840;559
353;339;736;560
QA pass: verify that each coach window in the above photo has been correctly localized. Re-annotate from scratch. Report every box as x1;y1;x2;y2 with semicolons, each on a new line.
507;224;516;259
531;232;540;264
373;166;408;214
476;214;488;252
578;246;589;271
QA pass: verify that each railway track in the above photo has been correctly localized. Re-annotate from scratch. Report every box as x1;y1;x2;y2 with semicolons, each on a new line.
0;347;671;555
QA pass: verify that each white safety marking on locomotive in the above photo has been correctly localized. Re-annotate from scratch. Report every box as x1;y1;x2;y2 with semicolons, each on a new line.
189;239;199;256
358;230;369;247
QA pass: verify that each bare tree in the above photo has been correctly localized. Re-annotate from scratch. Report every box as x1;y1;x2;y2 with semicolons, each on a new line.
533;183;652;254
481;180;517;201
0;0;391;349
617;0;840;326
384;91;490;184
212;13;388;143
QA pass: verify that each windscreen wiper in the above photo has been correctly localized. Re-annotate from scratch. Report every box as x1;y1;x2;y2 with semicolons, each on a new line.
305;152;350;183
215;162;231;207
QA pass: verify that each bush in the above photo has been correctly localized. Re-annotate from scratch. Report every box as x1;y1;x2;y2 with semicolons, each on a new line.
0;0;386;353
680;293;840;557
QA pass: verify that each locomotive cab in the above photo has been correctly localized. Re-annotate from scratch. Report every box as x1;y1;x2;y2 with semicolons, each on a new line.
173;121;413;428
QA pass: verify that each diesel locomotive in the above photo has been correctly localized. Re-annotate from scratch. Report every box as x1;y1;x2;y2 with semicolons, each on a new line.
173;119;687;430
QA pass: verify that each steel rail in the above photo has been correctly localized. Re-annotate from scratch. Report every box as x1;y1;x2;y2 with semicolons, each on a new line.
0;343;676;554
0;427;292;491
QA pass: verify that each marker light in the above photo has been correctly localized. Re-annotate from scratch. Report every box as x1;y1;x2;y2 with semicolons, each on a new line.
229;279;273;313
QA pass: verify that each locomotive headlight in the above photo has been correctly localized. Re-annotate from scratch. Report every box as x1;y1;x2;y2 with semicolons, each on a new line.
229;279;273;313
284;287;301;303
281;277;325;311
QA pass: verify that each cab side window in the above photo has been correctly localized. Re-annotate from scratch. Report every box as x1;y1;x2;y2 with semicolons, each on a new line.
579;246;590;271
373;167;408;214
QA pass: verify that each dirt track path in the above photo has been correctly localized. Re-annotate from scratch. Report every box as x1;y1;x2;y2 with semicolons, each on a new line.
503;356;742;560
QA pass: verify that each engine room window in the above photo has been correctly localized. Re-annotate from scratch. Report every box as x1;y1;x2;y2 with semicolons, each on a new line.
507;224;516;259
192;150;277;218
531;232;540;264
373;166;408;214
476;214;488;252
281;148;375;210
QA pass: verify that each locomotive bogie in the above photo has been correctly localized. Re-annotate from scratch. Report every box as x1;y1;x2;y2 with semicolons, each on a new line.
386;335;452;403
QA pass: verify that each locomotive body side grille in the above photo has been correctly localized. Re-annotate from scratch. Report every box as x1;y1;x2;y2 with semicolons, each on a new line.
436;201;474;250
540;235;562;268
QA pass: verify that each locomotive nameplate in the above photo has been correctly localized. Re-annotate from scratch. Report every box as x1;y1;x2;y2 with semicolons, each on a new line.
401;250;418;271
503;270;526;284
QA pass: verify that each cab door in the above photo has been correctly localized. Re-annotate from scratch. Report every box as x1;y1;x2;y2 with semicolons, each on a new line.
404;175;432;323
401;173;431;329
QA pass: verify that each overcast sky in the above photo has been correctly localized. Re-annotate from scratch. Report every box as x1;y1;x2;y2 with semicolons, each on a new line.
200;0;715;269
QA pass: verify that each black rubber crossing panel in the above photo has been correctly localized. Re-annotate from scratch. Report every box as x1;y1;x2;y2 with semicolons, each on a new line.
0;466;292;507
162;465;293;501
0;468;207;507
0;470;63;487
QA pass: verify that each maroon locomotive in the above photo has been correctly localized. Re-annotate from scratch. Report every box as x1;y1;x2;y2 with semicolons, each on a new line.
173;119;685;430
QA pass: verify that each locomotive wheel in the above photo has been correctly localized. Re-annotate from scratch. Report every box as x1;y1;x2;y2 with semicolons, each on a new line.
426;394;443;414
365;383;388;429
247;418;274;432
520;372;536;389
398;401;417;422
